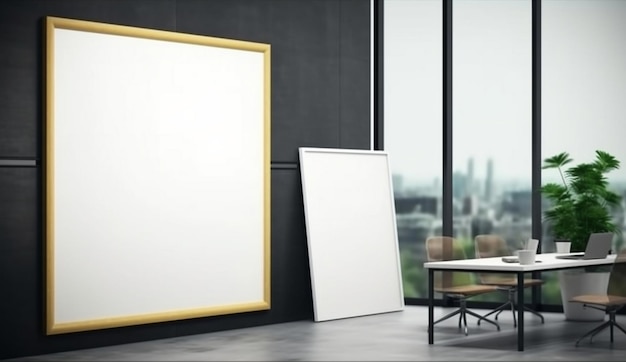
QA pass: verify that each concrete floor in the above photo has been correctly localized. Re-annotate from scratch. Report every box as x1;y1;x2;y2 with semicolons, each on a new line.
5;306;626;361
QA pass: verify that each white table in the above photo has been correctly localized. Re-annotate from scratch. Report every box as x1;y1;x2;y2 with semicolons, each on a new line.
423;253;616;351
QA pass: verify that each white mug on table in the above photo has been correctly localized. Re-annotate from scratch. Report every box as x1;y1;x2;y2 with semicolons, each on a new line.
517;249;536;265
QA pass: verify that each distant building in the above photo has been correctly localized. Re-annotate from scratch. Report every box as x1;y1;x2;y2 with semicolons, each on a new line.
501;190;532;218
471;216;494;238
453;171;468;200
461;194;476;215
485;158;494;203
394;196;438;216
395;211;437;247
466;157;475;196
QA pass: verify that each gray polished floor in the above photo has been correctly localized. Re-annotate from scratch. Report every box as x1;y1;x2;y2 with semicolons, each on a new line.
6;306;626;361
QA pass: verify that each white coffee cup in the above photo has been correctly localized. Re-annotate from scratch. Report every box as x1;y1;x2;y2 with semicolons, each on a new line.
555;241;571;254
526;238;539;252
517;249;536;265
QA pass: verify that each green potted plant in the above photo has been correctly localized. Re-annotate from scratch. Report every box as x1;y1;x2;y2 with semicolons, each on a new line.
541;150;622;252
541;150;622;321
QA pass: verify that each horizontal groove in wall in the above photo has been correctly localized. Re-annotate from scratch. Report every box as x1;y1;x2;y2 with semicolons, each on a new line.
271;162;298;170
0;160;300;169
0;159;38;167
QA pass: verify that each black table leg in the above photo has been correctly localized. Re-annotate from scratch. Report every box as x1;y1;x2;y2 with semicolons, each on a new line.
517;271;524;351
429;268;434;344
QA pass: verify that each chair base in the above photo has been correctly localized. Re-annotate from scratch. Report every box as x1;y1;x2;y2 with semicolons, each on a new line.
575;309;626;347
479;288;545;327
434;299;500;335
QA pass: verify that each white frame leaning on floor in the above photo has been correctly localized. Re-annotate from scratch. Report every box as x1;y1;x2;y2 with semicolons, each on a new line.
299;147;405;322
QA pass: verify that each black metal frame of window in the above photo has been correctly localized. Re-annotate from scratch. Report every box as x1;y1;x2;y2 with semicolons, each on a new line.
375;0;551;308
530;0;543;309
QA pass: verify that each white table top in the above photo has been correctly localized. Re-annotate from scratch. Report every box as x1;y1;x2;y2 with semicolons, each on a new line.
423;252;616;272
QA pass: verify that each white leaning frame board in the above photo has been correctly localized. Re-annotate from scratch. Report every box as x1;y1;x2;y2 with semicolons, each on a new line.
45;17;271;334
298;147;404;322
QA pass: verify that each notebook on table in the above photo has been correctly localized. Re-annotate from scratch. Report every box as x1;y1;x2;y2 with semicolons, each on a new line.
555;232;613;260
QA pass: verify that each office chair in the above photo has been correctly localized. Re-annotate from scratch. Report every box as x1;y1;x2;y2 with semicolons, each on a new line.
474;234;545;327
425;236;501;335
570;247;626;347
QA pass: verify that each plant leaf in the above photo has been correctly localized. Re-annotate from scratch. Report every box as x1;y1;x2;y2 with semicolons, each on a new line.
542;152;572;169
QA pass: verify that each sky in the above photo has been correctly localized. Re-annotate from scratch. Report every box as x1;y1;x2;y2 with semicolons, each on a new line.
383;0;626;185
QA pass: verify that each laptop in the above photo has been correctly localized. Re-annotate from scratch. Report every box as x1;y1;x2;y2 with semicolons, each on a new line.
555;232;613;260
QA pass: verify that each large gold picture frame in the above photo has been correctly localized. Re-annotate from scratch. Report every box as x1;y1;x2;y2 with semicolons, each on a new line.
45;16;271;335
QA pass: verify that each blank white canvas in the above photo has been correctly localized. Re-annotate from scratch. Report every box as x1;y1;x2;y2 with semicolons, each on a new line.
299;148;404;322
46;17;270;334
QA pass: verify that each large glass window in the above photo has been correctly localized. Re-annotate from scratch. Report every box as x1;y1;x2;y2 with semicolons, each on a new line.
453;0;532;294
384;0;442;298
382;0;626;310
541;0;626;305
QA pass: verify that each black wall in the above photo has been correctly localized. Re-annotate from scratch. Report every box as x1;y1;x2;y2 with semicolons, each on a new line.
0;0;371;359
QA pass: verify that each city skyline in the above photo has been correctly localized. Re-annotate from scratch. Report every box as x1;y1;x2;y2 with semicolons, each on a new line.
391;153;626;192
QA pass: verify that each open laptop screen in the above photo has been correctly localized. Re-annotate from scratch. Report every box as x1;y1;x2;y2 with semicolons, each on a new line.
555;232;613;260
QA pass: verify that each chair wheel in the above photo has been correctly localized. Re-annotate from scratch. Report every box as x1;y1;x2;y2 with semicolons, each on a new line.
464;326;468;336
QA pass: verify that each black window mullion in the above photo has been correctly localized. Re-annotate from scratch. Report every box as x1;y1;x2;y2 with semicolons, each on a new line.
442;0;453;238
531;0;543;308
